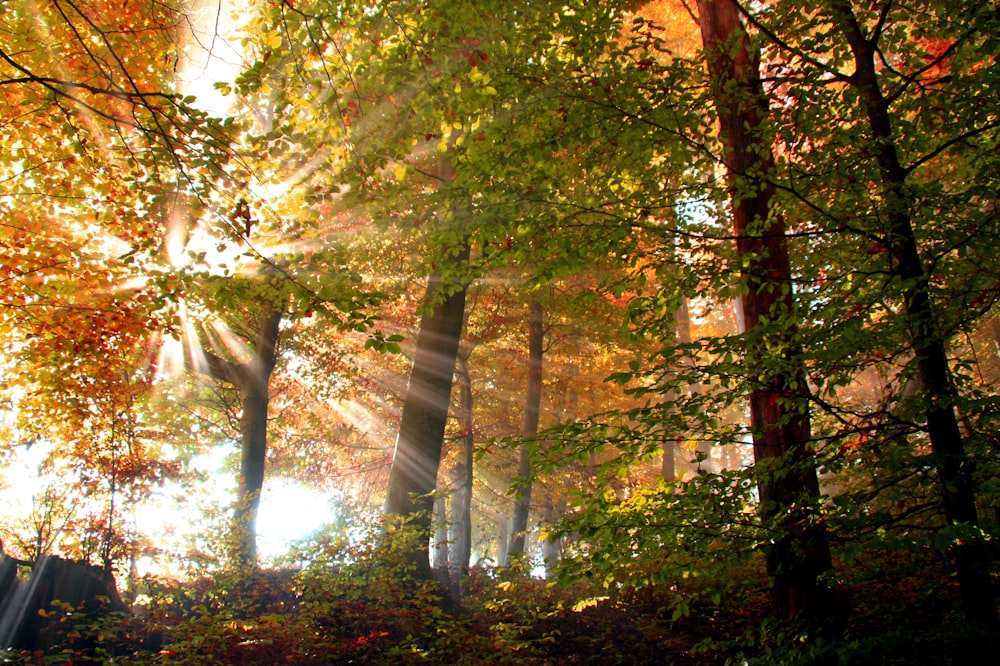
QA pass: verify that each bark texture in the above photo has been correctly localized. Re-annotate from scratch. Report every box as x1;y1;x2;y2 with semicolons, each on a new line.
697;0;834;622
450;352;475;587
383;258;469;577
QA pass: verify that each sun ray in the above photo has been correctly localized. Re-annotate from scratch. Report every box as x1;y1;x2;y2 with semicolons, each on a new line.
208;316;252;362
154;334;186;380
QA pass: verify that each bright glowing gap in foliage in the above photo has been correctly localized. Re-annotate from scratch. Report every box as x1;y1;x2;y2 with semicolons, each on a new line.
256;481;340;560
179;0;247;116
133;451;339;573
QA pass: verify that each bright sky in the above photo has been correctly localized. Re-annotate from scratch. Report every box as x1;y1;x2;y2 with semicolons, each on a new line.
135;445;341;570
178;0;246;115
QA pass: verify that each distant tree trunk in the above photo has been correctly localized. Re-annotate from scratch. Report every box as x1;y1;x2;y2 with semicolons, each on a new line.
431;493;449;571
383;253;470;578
506;300;544;564
697;0;834;622
450;352;475;585
662;297;703;482
195;300;282;568
661;438;676;482
832;1;998;636
540;502;563;577
495;516;509;565
676;298;711;470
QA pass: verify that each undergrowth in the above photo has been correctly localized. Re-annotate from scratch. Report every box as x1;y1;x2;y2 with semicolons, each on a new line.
0;519;992;665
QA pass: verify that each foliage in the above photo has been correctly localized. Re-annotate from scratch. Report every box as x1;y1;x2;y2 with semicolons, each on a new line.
0;518;991;665
2;526;701;665
2;0;1000;661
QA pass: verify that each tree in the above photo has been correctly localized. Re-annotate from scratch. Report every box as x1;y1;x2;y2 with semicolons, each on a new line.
449;351;476;582
186;287;283;567
0;290;187;571
383;216;470;577
505;300;545;563
0;0;241;574
236;0;629;576
695;0;834;622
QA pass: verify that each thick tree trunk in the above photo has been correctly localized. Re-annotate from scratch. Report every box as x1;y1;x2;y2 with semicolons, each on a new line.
697;0;834;622
832;1;998;635
506;300;544;564
383;255;470;578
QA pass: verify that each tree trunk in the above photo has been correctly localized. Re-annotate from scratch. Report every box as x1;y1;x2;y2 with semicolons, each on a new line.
661;438;676;483
676;298;712;471
663;297;705;482
196;300;282;568
383;255;470;578
832;1;998;635
540;502;562;577
506;300;544;564
431;493;449;571
234;304;281;567
450;352;475;586
697;0;834;622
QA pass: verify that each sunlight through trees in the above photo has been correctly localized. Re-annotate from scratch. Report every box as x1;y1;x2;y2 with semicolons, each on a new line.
1;0;999;662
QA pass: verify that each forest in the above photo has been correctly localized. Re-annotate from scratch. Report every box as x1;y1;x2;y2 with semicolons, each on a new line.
1;0;999;663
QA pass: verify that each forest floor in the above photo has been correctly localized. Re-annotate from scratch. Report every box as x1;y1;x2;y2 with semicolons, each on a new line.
3;552;988;665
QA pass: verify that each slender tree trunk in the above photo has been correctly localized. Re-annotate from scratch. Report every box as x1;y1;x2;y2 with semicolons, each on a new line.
232;304;281;568
195;301;282;568
697;0;834;622
661;438;676;482
506;300;544;564
431;493;449;571
676;298;712;471
663;297;706;482
661;306;680;484
832;1;997;636
450;353;475;588
383;256;470;577
540;501;563;578
235;304;282;567
496;516;509;565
